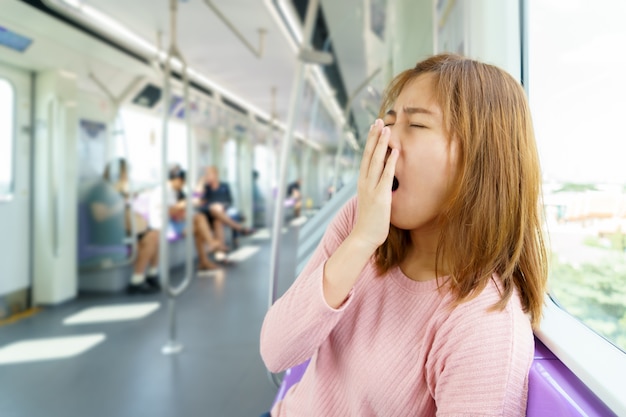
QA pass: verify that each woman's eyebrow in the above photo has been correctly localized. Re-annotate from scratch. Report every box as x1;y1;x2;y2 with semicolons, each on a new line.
403;106;435;116
385;107;436;117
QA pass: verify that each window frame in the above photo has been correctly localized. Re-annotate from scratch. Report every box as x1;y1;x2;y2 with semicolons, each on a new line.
0;77;16;203
536;297;626;415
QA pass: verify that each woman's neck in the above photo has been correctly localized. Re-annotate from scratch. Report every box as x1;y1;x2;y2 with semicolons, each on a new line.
400;226;447;282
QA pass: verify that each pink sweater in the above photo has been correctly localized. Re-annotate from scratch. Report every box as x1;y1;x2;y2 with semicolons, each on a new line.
260;197;534;417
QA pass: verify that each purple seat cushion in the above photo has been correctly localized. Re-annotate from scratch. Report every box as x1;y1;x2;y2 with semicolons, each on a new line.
271;360;310;409
269;340;617;416
527;337;616;416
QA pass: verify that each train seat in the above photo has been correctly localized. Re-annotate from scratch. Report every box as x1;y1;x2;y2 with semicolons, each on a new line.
270;359;310;410
77;202;129;267
527;338;615;416
77;202;133;293
269;337;615;416
78;193;188;293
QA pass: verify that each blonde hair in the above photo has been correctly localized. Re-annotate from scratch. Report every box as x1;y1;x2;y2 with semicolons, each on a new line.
375;54;548;328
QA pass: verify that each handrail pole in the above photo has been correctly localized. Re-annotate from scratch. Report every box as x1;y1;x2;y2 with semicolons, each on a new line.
161;0;195;355
160;47;183;354
267;0;321;311
202;0;266;58
266;0;323;390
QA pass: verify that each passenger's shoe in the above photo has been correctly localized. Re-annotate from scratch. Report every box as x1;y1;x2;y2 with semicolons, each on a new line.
127;281;159;295
197;259;221;277
145;275;161;291
240;227;255;236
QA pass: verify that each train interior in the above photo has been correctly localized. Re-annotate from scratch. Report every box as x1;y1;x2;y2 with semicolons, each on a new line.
1;0;625;416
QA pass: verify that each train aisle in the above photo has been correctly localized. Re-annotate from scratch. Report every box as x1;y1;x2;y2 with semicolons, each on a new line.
0;223;304;417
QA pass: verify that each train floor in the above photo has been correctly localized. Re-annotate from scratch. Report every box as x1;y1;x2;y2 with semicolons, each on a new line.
0;222;304;417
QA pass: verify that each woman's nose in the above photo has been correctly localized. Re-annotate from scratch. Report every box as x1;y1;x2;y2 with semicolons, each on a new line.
387;125;401;151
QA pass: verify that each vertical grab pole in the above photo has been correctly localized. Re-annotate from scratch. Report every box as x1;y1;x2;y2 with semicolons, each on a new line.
159;46;174;353
161;0;196;355
267;0;322;311
266;0;325;389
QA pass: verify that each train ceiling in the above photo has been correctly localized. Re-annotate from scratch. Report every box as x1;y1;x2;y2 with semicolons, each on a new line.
2;0;387;152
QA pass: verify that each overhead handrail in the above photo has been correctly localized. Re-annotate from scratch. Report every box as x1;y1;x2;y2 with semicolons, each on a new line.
79;73;145;272
160;0;196;356
202;0;267;59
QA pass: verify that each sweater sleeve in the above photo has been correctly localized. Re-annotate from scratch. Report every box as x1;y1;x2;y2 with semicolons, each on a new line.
427;287;534;417
260;197;357;373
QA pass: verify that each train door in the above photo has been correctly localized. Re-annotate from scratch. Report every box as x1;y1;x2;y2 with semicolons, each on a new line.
0;63;32;309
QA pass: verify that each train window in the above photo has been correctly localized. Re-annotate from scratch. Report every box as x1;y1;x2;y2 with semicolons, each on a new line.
119;107;189;186
0;78;14;200
528;1;626;352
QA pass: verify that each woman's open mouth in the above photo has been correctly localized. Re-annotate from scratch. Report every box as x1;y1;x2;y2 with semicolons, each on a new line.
392;176;399;192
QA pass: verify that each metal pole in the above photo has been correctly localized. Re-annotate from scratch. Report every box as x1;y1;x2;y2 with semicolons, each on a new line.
161;0;196;355
267;0;322;311
159;50;173;352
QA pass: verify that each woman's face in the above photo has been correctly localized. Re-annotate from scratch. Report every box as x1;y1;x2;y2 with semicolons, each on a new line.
384;73;458;232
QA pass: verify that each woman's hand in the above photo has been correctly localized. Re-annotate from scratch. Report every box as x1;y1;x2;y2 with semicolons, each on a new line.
352;119;398;253
320;119;398;308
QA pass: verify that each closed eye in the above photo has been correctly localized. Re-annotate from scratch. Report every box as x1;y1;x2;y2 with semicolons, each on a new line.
410;124;426;128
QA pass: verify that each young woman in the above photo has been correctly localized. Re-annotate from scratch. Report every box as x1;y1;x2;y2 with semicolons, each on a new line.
260;54;548;416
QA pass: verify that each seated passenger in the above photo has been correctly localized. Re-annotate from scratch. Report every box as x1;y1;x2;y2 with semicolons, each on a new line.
286;178;302;218
252;170;266;228
151;167;224;272
260;54;548;417
87;158;160;295
195;165;253;249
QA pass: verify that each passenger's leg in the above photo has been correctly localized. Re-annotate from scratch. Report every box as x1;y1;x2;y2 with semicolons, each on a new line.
209;217;230;262
194;230;219;270
193;213;224;252
191;214;219;270
209;203;253;234
212;217;226;248
128;230;159;294
294;199;302;217
144;230;161;290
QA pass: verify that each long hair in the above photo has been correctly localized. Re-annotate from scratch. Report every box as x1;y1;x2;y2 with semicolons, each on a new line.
374;54;548;329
